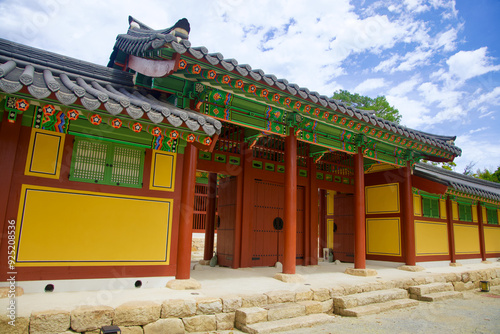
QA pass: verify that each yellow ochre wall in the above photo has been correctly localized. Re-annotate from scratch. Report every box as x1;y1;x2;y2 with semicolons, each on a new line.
150;150;177;192
484;227;500;254
15;185;173;266
453;224;480;254
440;199;447;219
415;221;449;256
413;194;421;216
25;128;65;179
365;183;400;214
366;218;401;256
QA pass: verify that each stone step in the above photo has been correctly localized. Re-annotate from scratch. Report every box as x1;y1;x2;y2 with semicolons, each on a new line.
340;298;419;317
333;288;408;310
419;291;464;302
238;313;336;334
235;307;268;326
409;282;454;297
264;303;306;321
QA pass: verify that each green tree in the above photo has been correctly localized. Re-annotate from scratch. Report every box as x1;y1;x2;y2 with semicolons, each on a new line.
475;166;500;183
332;89;402;124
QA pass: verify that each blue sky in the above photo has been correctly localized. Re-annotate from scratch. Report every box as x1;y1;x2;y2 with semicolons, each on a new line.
0;0;499;173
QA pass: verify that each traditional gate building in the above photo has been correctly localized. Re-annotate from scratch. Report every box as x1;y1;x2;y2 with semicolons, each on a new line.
0;17;499;290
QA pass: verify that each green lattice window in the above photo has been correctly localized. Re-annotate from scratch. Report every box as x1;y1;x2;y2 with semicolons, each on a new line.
70;138;144;188
422;197;440;218
458;203;472;222
486;208;499;225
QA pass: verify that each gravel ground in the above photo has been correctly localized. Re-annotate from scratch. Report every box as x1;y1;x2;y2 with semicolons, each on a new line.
280;286;500;334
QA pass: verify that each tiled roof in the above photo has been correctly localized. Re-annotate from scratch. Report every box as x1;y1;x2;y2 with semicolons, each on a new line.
414;163;500;202
0;39;221;136
109;18;461;157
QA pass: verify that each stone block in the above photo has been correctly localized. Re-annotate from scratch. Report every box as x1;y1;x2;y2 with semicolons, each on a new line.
443;273;461;283
464;281;475;290
70;305;114;332
83;330;100;334
166;278;201;290
397;265;425;272
241;294;268;308
120;326;143;334
0;314;29;334
462;272;471;283
273;273;305;283
113;301;161;326
182;315;216;332
216;312;235;330
329;286;346;297
196;297;222;315
344;268;377;276
222;295;242;313
266;303;305;321
297;300;322;314
412;277;427;285
340;284;362;295
161;299;196;318
295;288;313;301
30;309;70;334
449;262;462;267
452;281;465;291
490;278;500;286
311;288;330;302
143;318;184;334
265;290;295;304
235;307;267;325
321;299;334;314
0;287;23;298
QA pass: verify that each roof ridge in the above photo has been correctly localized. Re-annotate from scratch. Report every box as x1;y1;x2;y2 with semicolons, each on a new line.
416;162;500;189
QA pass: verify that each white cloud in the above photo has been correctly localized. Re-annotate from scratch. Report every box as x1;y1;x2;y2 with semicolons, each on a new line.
437;47;500;88
386;95;432;128
388;76;421;96
468;127;488;134
353;78;388;94
470;86;500;108
454;134;500;172
404;0;429;13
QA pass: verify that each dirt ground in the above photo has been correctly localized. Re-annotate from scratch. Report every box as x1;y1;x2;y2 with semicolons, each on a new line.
281;286;500;334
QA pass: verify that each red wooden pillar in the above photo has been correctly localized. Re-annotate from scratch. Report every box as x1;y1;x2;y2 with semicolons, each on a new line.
203;172;217;261
0;112;23;250
353;147;366;269
283;131;297;274
477;203;486;261
240;144;254;268
318;190;327;254
232;171;244;268
446;197;457;263
402;163;416;266
308;157;319;265
176;143;198;279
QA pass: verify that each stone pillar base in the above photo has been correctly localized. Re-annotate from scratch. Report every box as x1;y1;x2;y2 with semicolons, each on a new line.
0;286;23;298
344;268;377;276
166;278;201;290
397;265;425;272
198;259;210;265
273;273;305;283
481;260;492;264
449;262;463;267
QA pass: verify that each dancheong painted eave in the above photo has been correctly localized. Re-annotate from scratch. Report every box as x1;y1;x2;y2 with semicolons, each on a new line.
108;16;462;162
0;38;222;140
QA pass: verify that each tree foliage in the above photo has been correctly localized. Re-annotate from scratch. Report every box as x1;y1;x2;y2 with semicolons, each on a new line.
332;89;402;124
475;166;500;183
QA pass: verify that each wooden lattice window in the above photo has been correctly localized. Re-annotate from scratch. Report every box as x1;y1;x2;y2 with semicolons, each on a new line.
422;197;440;218
486;208;499;225
458;203;472;222
70;138;144;188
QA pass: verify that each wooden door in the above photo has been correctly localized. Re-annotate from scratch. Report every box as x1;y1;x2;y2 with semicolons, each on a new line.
251;180;305;266
216;177;237;267
333;193;355;262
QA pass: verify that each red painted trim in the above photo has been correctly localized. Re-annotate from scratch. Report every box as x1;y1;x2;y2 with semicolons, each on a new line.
319;189;327;252
414;216;448;223
477;203;487;261
203;173;217;260
176;143;198;279
446;198;457;263
415;255;450;262
412;175;448;195
239;148;254;268
283;132;297;274
308;157;318;265
455;253;482;260
354;147;366;269
316;179;354;193
232;167;244;269
0;112;23;252
403;164;416;266
366;254;404;262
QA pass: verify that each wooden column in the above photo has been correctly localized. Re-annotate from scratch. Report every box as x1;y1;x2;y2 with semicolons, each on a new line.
0;112;23;250
176;143;198;279
353;147;366;269
308;157;319;265
477;203;487;261
203;173;217;261
283;131;297;274
232;171;244;268
318;190;327;253
402;163;416;266
446;198;457;264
